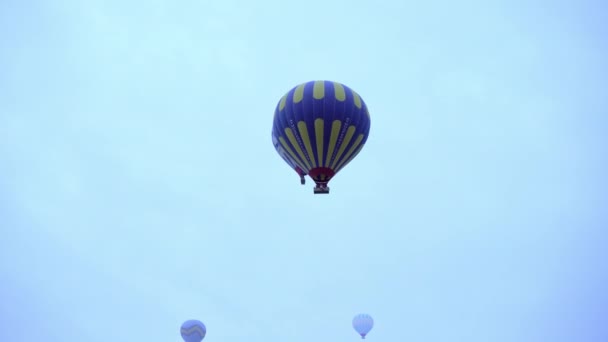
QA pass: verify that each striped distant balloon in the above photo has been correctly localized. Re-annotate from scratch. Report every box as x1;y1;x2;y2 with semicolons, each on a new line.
272;80;371;194
352;314;374;339
180;320;206;342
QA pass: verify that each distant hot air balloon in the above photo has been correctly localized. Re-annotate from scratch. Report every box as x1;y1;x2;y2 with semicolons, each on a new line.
271;80;371;194
352;314;373;339
181;320;206;342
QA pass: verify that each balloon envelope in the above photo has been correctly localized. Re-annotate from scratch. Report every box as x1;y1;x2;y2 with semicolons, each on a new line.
180;320;206;342
352;314;374;339
272;80;371;193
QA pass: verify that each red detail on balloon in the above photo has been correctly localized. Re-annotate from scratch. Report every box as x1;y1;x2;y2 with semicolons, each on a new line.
308;167;336;182
295;166;306;176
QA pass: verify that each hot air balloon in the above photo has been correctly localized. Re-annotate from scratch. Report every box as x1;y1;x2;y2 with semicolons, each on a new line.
180;320;206;342
271;80;371;194
352;314;373;339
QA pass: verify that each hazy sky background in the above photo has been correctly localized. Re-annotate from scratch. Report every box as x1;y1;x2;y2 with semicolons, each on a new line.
1;0;607;341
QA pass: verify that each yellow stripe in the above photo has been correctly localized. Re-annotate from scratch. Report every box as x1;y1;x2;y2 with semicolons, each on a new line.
315;119;324;167
279;136;307;170
335;134;365;171
335;144;364;173
279;95;287;111
353;91;362;108
285;127;312;170
330;125;356;169
333;82;346;101
324;120;342;168
293;84;305;103
313;81;325;99
297;121;316;168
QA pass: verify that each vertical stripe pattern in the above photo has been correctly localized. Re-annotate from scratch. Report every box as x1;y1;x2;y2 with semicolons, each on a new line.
271;80;371;182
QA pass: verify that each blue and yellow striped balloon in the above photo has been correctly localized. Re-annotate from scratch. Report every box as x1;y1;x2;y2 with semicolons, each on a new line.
271;80;371;194
180;320;206;342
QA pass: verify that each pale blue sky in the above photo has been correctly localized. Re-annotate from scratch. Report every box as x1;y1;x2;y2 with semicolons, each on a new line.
1;0;607;341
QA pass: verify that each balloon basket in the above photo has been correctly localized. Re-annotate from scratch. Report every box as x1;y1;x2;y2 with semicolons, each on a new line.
313;185;330;194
